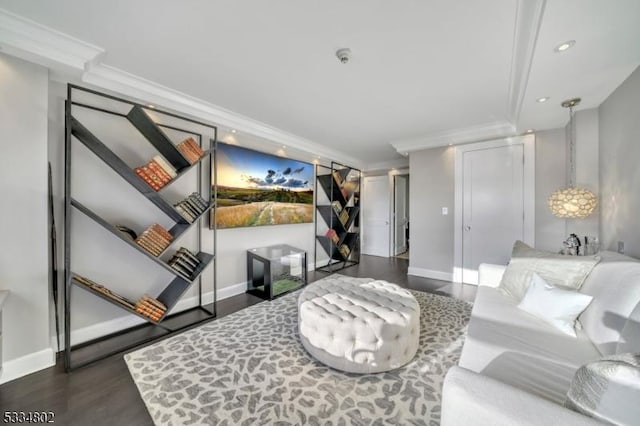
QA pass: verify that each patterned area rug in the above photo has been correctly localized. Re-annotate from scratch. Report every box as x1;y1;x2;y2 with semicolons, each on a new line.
125;275;472;425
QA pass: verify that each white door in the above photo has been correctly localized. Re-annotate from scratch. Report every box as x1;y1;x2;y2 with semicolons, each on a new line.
362;175;390;257
462;145;525;283
394;175;408;255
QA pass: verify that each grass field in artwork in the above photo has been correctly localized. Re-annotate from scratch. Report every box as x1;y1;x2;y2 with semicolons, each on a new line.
215;187;313;228
213;143;314;229
216;201;313;228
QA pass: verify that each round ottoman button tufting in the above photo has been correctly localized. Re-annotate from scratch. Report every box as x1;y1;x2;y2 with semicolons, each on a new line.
298;275;420;374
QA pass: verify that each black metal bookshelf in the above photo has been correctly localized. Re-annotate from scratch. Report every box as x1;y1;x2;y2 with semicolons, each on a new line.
314;161;362;272
64;85;217;370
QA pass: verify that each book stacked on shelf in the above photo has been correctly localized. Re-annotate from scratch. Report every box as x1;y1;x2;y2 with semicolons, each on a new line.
342;180;358;195
332;170;359;203
135;224;173;256
339;244;351;258
332;170;344;186
174;192;209;223
331;200;343;214
134;155;177;191
339;209;349;225
134;295;167;322
326;229;339;244
341;187;350;201
73;274;136;309
169;247;201;280
176;137;205;164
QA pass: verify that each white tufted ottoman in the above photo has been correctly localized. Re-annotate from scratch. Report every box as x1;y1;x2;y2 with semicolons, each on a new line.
298;275;420;374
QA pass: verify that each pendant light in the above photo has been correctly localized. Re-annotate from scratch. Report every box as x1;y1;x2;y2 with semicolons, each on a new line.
548;98;598;218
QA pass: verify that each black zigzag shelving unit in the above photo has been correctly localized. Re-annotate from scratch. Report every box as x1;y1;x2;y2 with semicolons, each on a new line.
64;85;217;371
314;161;362;273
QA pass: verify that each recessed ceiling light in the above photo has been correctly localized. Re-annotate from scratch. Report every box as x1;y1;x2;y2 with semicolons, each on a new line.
147;104;156;109
554;40;576;52
525;129;535;134
230;129;237;134
536;97;550;103
282;145;286;149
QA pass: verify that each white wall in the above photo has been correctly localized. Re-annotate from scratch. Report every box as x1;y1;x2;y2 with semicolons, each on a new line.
217;223;314;291
408;147;455;275
535;128;567;251
409;132;575;277
0;53;55;383
534;109;600;251
569;108;600;239
214;136;317;284
599;65;640;257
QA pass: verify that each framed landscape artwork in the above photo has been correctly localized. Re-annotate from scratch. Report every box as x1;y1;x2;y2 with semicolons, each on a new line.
212;143;314;229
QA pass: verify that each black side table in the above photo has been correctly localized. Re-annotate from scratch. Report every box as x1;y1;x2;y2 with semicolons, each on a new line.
247;244;308;300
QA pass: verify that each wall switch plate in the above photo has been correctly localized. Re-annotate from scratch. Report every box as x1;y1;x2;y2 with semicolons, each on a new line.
442;207;448;215
618;241;625;254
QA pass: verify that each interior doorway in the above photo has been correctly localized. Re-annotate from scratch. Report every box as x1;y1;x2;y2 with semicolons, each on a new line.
361;175;391;257
393;174;410;258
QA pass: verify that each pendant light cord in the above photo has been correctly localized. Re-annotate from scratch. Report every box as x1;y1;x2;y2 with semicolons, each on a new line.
569;105;575;187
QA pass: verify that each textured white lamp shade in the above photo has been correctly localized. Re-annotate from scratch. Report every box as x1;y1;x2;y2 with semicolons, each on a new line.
548;187;598;218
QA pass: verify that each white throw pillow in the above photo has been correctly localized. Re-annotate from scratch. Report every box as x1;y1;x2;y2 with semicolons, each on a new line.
499;240;600;302
518;273;594;337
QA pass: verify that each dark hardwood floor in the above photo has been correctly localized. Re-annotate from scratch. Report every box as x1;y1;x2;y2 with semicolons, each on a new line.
0;255;475;425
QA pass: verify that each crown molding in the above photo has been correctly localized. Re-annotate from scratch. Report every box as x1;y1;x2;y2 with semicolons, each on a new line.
363;157;409;172
506;0;546;124
0;8;104;74
391;121;516;153
0;5;545;169
0;7;361;168
81;63;363;168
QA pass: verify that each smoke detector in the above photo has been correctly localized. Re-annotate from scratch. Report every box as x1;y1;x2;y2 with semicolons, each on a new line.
336;48;351;64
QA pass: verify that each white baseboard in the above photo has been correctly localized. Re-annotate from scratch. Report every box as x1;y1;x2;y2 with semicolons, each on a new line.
407;266;453;282
0;347;56;385
61;284;249;349
216;281;247;300
70;314;147;347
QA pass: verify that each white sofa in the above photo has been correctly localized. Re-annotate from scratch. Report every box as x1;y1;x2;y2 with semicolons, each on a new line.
442;251;640;426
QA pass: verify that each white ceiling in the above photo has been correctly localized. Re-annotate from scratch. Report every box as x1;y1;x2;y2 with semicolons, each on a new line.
0;0;639;167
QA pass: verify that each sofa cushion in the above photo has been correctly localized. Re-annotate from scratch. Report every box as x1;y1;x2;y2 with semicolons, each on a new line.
459;286;602;404
618;302;640;354
579;251;640;356
518;273;594;337
499;241;600;301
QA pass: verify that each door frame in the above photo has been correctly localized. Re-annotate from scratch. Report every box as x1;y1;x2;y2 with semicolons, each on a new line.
453;134;535;283
361;175;392;258
393;174;409;255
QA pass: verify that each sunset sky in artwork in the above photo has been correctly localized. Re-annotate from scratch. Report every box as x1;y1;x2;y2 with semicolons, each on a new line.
216;143;313;191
